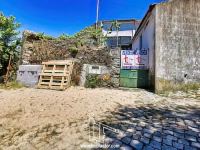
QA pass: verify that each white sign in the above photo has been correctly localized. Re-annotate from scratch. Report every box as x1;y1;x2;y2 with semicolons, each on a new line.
121;49;149;69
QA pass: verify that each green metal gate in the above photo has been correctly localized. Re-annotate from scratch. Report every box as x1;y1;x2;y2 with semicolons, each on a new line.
120;70;149;88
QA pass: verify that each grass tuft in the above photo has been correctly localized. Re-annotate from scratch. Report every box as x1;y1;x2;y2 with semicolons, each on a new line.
0;81;24;90
157;79;200;94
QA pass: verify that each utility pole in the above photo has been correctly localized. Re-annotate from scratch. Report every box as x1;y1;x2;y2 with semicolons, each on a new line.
96;0;100;29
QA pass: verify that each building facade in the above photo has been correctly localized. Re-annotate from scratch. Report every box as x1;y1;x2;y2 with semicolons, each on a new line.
132;0;200;92
101;19;140;49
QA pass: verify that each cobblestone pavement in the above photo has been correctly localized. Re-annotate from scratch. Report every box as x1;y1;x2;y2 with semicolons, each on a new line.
98;100;200;150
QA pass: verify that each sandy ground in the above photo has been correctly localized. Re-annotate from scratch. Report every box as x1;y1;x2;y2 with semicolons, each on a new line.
0;87;199;150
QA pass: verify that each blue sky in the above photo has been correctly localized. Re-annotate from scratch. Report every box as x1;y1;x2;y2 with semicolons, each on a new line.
0;0;162;37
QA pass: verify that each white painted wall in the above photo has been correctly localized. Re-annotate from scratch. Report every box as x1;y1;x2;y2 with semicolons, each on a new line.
102;30;135;37
132;10;156;73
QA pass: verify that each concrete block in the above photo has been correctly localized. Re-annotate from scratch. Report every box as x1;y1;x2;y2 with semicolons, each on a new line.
79;64;110;86
17;65;42;87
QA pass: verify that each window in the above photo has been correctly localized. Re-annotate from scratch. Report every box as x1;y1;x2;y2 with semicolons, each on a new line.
120;36;131;45
102;22;137;31
106;36;132;48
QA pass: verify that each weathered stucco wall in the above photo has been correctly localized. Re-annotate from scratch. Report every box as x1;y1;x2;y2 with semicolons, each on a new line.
155;0;200;92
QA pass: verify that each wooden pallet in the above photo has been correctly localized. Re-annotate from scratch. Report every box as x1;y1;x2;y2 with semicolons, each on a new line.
37;60;74;90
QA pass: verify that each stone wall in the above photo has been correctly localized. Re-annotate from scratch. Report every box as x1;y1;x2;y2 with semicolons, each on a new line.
155;0;200;92
21;31;111;66
109;48;121;88
21;30;121;88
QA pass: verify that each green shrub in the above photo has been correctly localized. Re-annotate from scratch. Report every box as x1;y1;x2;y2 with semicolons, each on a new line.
85;74;102;88
36;32;54;40
75;41;83;48
58;33;72;40
68;46;78;58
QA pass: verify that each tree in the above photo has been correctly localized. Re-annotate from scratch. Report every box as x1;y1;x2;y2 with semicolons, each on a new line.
0;13;21;83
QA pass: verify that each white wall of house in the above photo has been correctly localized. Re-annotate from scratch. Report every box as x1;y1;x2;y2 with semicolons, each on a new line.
132;9;156;74
102;30;135;37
